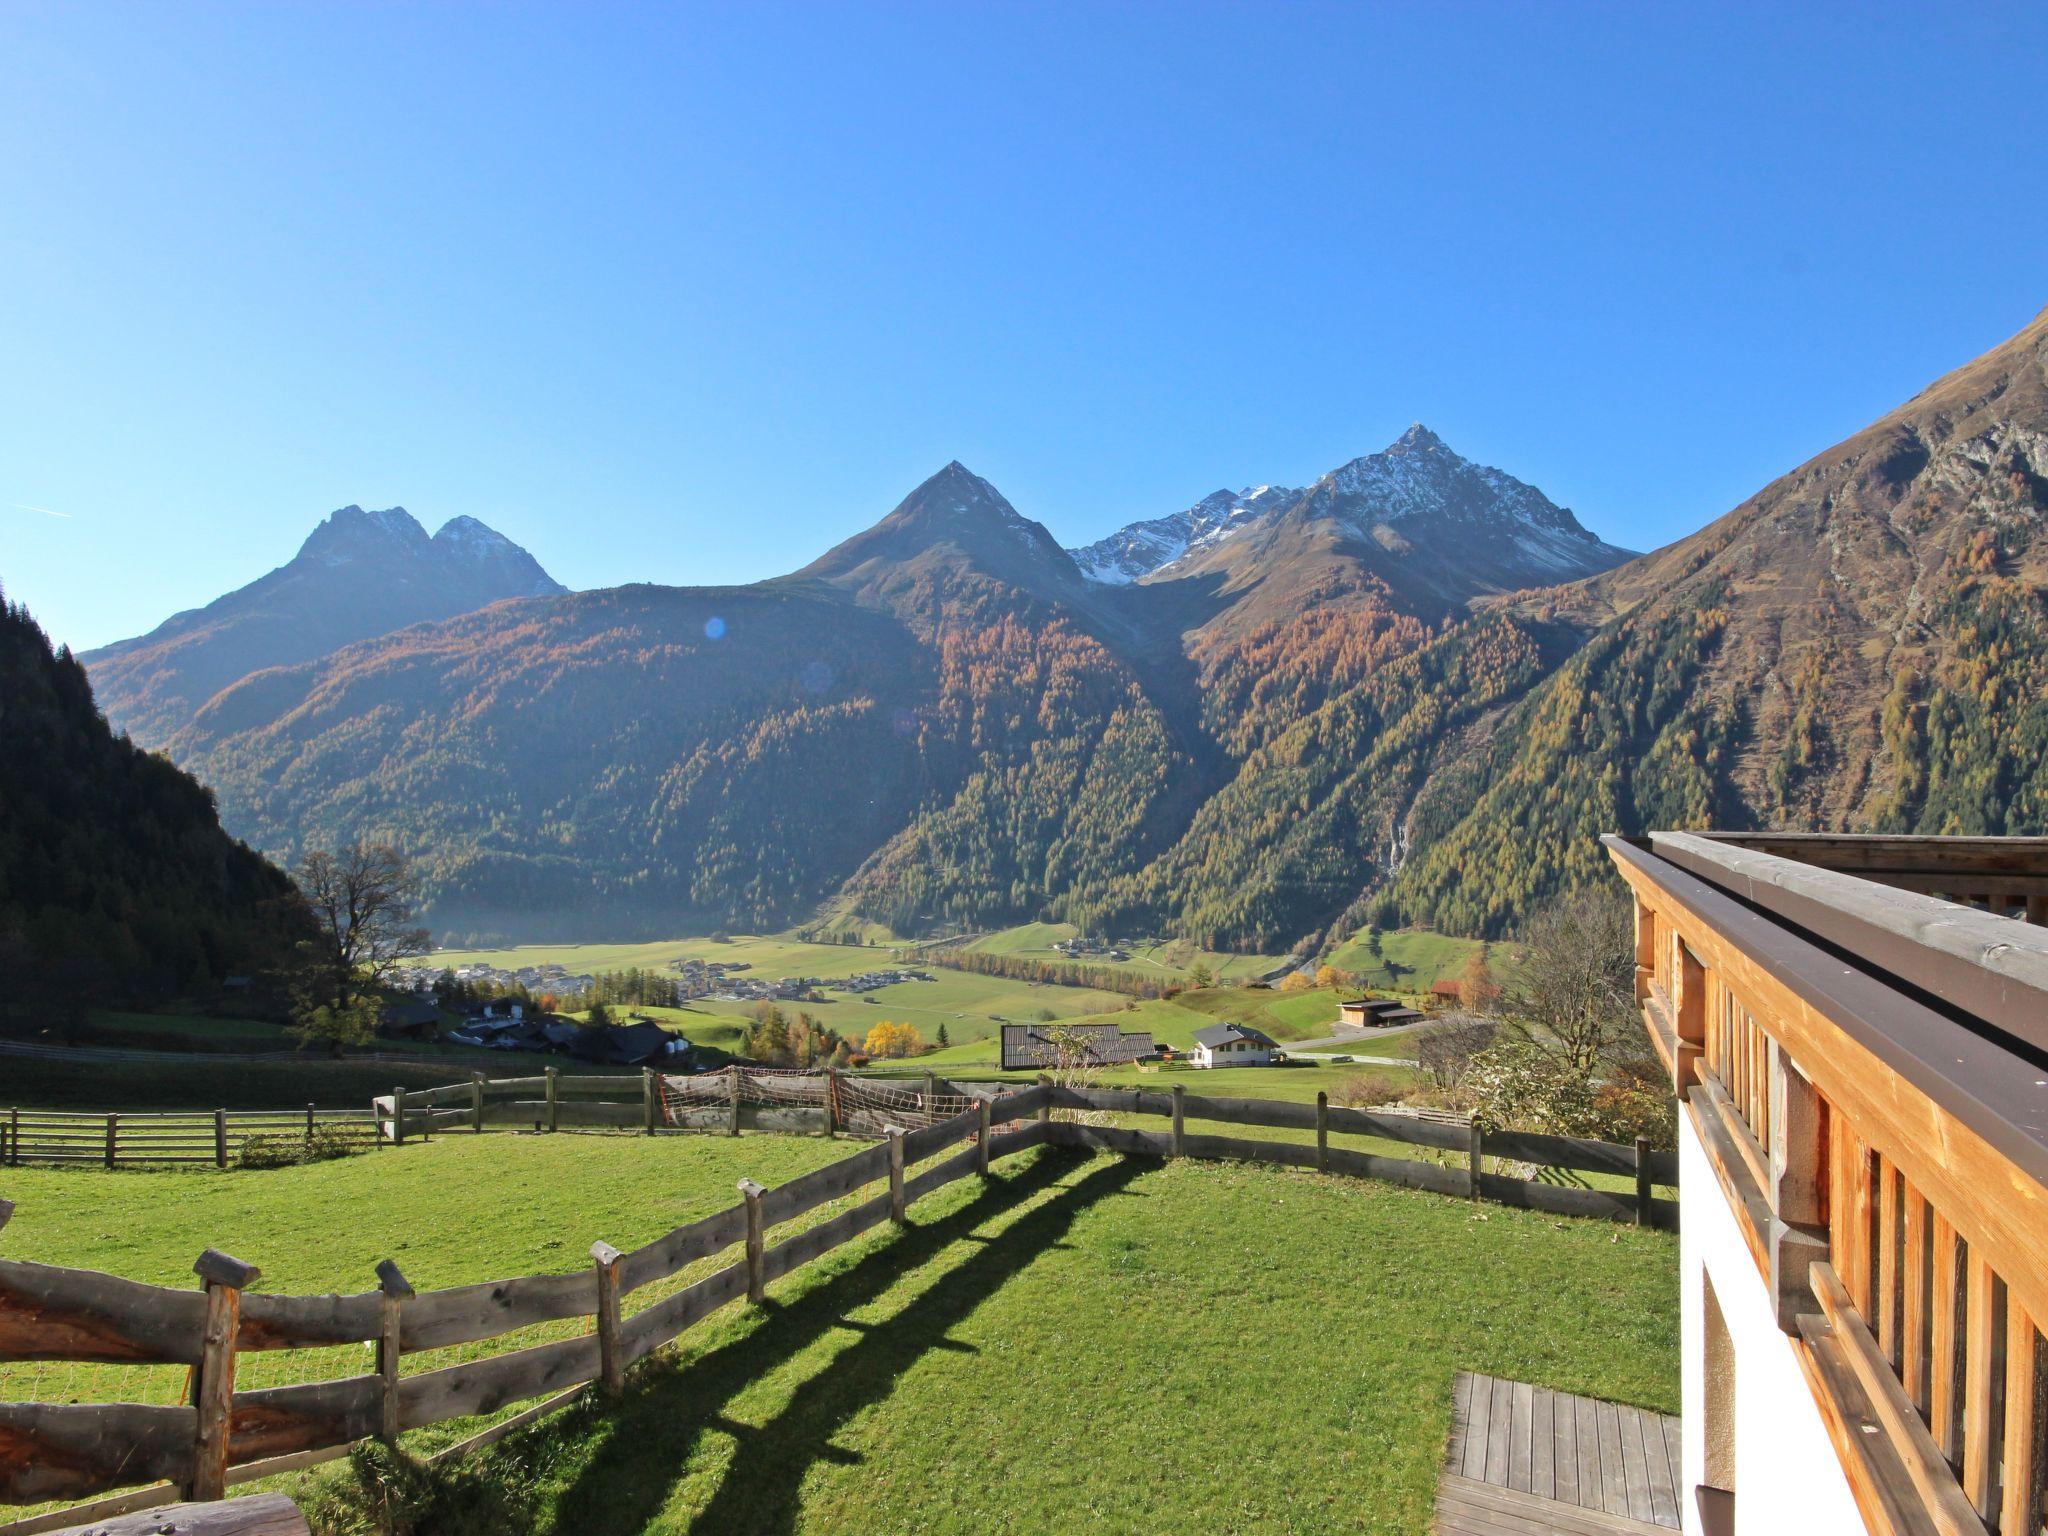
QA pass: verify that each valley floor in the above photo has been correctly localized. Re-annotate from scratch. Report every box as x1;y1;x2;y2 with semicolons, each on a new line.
2;1132;1676;1535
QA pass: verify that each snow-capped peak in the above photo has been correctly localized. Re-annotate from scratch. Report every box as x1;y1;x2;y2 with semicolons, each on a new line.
1069;483;1298;584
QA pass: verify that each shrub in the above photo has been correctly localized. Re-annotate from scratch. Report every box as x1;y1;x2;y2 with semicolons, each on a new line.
237;1125;366;1169
1417;1016;1498;1089
1326;1069;1413;1109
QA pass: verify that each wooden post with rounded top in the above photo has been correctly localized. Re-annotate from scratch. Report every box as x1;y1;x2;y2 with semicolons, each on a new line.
590;1241;623;1397
885;1126;907;1224
738;1179;766;1304
375;1259;413;1443
189;1248;260;1500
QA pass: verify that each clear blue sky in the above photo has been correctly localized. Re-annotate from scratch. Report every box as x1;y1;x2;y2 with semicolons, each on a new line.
5;2;2046;652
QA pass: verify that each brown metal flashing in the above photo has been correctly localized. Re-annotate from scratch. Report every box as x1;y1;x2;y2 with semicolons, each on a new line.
1604;836;2048;1195
1650;832;2048;1059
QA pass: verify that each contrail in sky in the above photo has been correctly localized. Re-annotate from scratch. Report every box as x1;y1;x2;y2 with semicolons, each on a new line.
11;503;71;518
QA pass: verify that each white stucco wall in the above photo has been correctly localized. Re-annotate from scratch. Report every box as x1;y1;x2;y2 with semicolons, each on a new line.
1678;1109;1866;1534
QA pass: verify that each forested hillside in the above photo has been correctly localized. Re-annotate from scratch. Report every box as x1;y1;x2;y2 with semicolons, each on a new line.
0;593;305;1008
126;309;2048;949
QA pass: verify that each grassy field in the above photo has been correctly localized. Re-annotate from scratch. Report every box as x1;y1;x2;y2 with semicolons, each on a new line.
963;920;1288;981
411;930;1130;1058
0;1132;1676;1535
1323;926;1502;993
913;981;1368;1067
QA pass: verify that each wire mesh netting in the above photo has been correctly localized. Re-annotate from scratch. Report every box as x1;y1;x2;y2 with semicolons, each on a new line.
656;1069;984;1135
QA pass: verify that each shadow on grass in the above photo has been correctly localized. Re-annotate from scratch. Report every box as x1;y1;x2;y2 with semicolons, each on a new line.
538;1146;1147;1536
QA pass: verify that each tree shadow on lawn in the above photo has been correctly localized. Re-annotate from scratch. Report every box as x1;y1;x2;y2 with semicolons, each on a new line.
541;1147;1149;1536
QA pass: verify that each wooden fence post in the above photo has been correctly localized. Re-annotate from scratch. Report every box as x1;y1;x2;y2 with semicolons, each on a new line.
922;1072;937;1118
1036;1074;1052;1128
590;1242;623;1397
1634;1137;1653;1227
642;1068;657;1135
1466;1122;1484;1200
1171;1085;1186;1158
472;1073;485;1133
886;1126;907;1224
214;1108;228;1170
1315;1091;1328;1174
105;1112;117;1168
728;1065;742;1136
305;1104;316;1149
545;1067;560;1134
391;1086;407;1146
375;1259;412;1444
189;1249;259;1500
977;1099;992;1175
825;1067;841;1136
6;1107;16;1165
738;1180;766;1304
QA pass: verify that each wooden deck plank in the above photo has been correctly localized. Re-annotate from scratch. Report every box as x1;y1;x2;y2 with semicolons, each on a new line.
1553;1385;1580;1507
1596;1398;1629;1516
1509;1379;1534;1492
1637;1407;1679;1527
1575;1393;1601;1512
1532;1387;1556;1500
1435;1474;1675;1536
1484;1371;1512;1486
1618;1403;1653;1523
1436;1374;1681;1532
1463;1372;1492;1480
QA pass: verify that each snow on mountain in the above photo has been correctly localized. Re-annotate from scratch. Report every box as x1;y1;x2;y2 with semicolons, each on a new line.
1069;484;1299;583
1299;424;1631;579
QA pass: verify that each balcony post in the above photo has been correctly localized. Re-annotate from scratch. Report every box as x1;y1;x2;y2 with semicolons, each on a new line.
1766;1042;1829;1332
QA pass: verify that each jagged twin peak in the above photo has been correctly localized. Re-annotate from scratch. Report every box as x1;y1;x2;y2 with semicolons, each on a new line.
1070;425;1632;587
82;503;565;745
300;504;561;592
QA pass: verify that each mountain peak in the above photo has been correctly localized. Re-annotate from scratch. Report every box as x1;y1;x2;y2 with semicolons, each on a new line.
1390;422;1445;453
298;504;430;563
793;463;1085;602
1070;483;1299;584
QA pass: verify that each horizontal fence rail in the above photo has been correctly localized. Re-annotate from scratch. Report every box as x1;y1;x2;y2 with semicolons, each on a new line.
2;1109;379;1169
0;1084;1053;1514
0;1073;1676;1524
1041;1084;1678;1229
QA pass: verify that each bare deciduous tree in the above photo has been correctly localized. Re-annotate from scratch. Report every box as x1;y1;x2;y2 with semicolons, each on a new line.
290;842;431;1052
1497;889;1636;1076
1417;1015;1498;1089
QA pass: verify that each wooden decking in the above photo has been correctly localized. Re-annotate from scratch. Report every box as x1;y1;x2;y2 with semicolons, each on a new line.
1436;1372;1682;1535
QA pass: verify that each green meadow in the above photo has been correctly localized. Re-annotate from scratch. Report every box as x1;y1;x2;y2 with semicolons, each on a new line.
0;1132;1675;1536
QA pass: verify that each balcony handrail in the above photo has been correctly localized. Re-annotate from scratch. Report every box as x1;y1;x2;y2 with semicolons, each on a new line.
1608;836;2048;1205
1649;831;2048;1056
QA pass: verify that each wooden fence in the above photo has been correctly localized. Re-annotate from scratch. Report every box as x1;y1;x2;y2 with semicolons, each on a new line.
0;1078;1677;1528
0;1084;1053;1521
1043;1083;1681;1228
2;1108;380;1169
379;1066;998;1142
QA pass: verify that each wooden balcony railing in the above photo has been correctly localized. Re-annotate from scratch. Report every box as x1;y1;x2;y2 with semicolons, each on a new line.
1607;831;2048;1536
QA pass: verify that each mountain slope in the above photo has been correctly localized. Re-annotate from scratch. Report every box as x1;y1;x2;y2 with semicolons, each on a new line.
83;505;565;744
1384;303;2048;934
0;591;303;1006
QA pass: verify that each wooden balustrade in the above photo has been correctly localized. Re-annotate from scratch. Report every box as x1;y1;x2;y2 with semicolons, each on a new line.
1610;831;2048;1536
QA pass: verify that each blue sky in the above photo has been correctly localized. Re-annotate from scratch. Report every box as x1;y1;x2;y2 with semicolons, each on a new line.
4;2;2046;652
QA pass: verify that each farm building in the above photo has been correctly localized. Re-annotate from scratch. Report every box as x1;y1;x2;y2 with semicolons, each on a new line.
1428;979;1462;1004
1337;997;1425;1029
1188;1022;1277;1068
998;1022;1155;1072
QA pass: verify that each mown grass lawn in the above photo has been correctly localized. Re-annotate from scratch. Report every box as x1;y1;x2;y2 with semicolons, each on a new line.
298;1145;1676;1536
963;921;1287;982
1323;927;1503;993
1;1127;1675;1535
